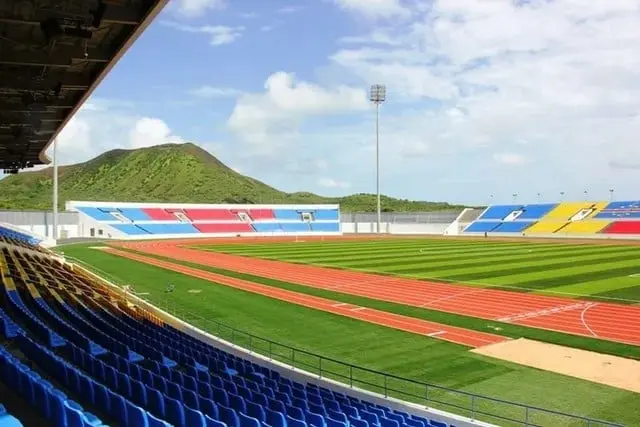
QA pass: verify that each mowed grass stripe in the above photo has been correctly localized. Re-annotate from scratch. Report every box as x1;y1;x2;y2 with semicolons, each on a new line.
210;241;581;259
61;244;640;427
399;252;640;279
351;247;636;273
269;243;597;265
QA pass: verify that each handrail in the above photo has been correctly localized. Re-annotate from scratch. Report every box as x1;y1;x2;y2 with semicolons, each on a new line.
67;256;624;427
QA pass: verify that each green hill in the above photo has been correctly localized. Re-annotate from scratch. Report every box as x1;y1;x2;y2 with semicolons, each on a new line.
0;143;465;212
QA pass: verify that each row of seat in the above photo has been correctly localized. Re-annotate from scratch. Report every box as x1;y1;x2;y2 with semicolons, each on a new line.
0;229;42;250
467;201;640;235
0;242;453;427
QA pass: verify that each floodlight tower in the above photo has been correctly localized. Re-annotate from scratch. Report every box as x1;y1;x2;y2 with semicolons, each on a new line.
369;84;386;234
52;138;58;240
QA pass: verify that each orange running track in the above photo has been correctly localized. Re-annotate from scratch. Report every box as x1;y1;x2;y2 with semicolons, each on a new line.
102;247;507;348
117;240;640;346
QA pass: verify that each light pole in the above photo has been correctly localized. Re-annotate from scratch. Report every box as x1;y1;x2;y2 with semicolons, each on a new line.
369;84;386;234
537;192;541;202
52;138;58;240
512;193;518;203
609;188;614;202
560;191;565;201
584;190;588;201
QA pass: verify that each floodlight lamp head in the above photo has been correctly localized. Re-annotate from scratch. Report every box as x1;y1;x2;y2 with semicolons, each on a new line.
369;84;386;103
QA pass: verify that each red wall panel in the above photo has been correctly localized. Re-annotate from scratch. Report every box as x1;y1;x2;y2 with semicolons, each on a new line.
142;208;176;221
603;221;640;234
248;209;275;220
194;223;254;233
184;209;236;221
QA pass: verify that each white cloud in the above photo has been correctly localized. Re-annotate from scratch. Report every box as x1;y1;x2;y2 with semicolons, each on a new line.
227;72;369;154
318;177;351;189
260;25;274;32
129;118;184;149
333;0;411;19
189;85;241;98
172;0;226;18
493;153;527;166
161;21;244;46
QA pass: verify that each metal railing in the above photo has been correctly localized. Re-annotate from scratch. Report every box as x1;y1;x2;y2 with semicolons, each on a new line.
67;256;624;427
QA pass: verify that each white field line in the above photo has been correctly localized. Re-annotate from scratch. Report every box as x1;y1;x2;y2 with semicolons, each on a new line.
496;302;593;322
580;303;600;337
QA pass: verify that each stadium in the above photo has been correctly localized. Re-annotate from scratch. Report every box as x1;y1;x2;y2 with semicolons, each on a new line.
1;1;639;427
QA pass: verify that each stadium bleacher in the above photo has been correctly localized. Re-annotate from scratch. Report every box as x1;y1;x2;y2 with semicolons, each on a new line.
0;225;42;249
0;235;453;427
68;202;341;239
464;200;640;236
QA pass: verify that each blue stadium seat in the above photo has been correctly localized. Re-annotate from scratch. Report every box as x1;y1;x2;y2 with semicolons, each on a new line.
492;221;535;233
310;223;340;232
117;208;152;222
251;223;282;233
280;223;311;232
0;404;23;427
478;205;523;220
137;224;200;235
518;204;557;220
313;210;339;220
463;221;501;232
594;201;640;219
111;224;150;235
75;207;116;221
273;210;300;220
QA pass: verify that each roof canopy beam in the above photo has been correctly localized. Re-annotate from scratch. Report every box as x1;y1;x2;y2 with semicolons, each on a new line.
0;46;111;67
0;72;92;92
0;5;142;27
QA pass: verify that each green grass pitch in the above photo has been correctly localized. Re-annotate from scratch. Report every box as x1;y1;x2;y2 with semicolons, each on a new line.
59;242;640;426
197;238;640;303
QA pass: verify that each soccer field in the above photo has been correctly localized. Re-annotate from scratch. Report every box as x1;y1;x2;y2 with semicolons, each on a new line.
58;241;640;427
197;238;640;303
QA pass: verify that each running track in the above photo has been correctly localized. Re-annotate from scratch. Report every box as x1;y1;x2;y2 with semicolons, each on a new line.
102;247;507;348
115;240;640;346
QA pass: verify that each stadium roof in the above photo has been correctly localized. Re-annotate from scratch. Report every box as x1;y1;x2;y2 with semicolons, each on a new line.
0;0;168;173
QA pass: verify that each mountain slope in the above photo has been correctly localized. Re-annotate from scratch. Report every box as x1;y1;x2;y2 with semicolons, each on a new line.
0;143;465;212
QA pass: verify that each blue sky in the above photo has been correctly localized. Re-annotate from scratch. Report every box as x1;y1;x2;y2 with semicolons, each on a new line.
31;0;640;205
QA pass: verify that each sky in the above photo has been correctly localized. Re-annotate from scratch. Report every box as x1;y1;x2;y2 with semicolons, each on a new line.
18;0;640;205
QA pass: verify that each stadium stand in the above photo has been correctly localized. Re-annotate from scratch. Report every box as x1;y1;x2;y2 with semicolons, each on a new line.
594;201;640;219
67;202;342;239
0;238;459;427
0;225;42;248
464;201;640;236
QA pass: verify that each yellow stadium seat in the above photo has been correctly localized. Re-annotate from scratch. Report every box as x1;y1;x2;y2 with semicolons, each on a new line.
559;221;611;234
525;221;567;234
525;202;610;235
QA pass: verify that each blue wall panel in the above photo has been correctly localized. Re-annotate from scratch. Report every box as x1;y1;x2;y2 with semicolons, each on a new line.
111;224;150;235
273;210;300;220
